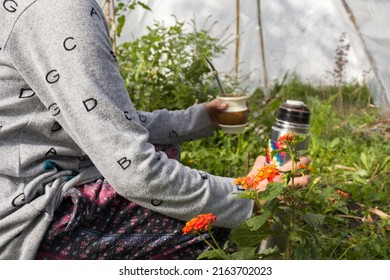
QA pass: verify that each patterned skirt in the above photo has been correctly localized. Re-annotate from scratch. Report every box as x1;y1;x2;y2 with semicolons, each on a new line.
35;145;230;260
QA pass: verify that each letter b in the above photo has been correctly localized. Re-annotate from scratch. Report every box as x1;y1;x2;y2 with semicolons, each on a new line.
117;157;131;170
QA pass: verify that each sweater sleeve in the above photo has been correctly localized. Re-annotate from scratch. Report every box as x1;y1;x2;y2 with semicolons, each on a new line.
136;104;214;144
5;0;253;228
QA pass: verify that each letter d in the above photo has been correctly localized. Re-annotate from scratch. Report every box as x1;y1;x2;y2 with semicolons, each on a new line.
83;98;98;112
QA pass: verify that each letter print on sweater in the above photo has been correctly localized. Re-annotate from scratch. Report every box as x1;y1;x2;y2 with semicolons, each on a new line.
63;37;76;51
19;88;35;98
3;0;18;13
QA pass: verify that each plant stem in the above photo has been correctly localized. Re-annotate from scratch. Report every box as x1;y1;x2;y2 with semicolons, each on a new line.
338;244;352;260
245;151;250;175
198;232;217;251
286;143;298;259
254;190;267;213
207;229;223;251
290;144;296;188
256;0;269;95
198;231;226;259
111;0;117;52
270;214;284;229
235;0;240;79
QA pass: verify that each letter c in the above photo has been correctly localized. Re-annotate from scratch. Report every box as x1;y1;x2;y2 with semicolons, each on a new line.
124;111;132;121
12;193;25;207
63;37;76;51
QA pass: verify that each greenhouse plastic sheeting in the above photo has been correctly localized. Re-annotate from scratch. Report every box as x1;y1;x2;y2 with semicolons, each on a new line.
331;0;390;113
98;0;390;113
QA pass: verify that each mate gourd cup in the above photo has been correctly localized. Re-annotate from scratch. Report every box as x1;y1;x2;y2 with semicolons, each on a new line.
217;94;249;134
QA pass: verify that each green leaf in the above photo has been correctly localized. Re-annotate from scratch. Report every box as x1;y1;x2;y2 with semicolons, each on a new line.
297;149;308;156
360;152;369;170
137;1;152;12
231;223;268;247
233;190;257;200
380;155;390;170
294;133;306;144
230;247;258;260
197;249;230;260
258;182;284;201
117;15;126;37
246;211;271;231
271;148;286;158
263;197;281;212
330;137;340;148
257;245;280;257
353;169;368;177
302;213;325;230
336;206;349;215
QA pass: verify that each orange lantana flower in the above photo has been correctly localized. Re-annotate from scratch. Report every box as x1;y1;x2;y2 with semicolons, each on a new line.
235;164;280;190
296;163;312;176
277;133;297;149
234;176;258;190
182;213;217;235
337;189;349;199
255;164;280;182
278;133;296;143
297;163;307;170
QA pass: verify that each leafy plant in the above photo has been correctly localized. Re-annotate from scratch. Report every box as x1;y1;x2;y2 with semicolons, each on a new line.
116;19;230;111
115;0;152;37
184;133;322;260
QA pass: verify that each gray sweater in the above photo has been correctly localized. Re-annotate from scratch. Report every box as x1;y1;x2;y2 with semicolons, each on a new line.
0;0;253;259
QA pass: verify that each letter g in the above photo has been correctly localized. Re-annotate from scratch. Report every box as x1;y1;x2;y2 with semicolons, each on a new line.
3;0;18;13
46;70;60;84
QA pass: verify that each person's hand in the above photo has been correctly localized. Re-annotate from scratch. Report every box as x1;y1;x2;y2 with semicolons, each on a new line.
204;99;227;128
248;156;311;192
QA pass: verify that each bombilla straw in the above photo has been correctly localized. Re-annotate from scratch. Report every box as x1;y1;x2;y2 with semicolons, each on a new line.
205;56;226;95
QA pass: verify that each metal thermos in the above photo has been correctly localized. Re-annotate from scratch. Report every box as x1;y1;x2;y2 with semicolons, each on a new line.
260;100;311;253
266;100;311;166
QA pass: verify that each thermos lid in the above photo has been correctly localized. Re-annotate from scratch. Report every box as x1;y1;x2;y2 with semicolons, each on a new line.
277;100;310;124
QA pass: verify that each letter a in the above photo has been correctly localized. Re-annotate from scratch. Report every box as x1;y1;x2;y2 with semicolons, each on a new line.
45;147;57;156
90;7;101;20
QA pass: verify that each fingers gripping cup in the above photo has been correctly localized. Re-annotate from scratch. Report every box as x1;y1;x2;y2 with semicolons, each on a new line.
217;94;249;134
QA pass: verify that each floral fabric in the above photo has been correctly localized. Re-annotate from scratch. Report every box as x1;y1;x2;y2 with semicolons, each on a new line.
35;145;230;260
